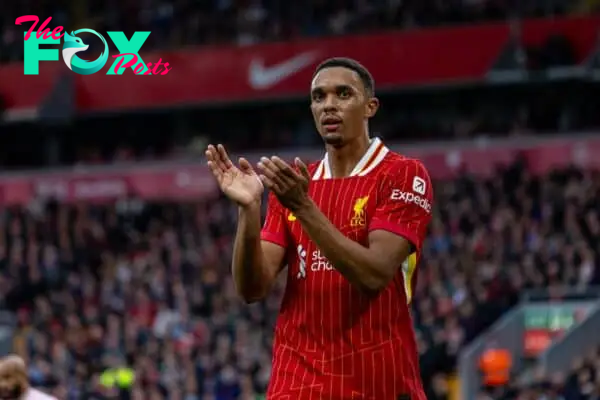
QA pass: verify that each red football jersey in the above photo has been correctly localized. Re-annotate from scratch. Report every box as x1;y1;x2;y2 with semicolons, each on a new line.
260;138;433;400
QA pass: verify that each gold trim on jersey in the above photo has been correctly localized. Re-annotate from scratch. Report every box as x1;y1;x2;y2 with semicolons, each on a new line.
402;253;417;304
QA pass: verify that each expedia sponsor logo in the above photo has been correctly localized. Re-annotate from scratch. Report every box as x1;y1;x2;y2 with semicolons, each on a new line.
390;189;432;213
412;176;426;195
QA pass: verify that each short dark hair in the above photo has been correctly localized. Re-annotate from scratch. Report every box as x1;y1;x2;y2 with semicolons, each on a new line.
313;57;375;96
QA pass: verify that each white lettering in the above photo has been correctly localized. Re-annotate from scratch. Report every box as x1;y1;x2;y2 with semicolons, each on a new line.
36;180;68;199
390;189;432;213
310;250;334;271
74;180;127;199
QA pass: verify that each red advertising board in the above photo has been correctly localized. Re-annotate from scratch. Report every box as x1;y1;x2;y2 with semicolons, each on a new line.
1;16;598;113
0;134;598;206
524;329;553;357
73;22;506;111
0;165;218;205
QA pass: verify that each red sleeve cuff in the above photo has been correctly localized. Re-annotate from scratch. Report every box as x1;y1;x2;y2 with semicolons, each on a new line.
369;219;421;251
260;231;287;248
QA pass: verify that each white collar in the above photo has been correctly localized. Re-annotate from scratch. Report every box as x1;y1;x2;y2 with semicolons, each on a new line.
312;137;389;180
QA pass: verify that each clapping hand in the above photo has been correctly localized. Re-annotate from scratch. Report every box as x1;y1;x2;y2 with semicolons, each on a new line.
205;144;264;207
257;156;312;212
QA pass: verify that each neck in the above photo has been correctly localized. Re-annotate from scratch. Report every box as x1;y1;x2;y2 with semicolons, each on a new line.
326;133;371;178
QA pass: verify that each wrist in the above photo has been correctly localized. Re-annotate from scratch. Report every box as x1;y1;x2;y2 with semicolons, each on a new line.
292;198;315;217
239;199;262;213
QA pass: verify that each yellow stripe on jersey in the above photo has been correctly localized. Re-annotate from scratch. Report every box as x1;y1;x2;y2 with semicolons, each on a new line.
402;253;417;304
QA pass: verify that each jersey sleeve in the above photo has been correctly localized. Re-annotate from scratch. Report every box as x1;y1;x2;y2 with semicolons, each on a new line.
368;159;433;252
260;192;288;248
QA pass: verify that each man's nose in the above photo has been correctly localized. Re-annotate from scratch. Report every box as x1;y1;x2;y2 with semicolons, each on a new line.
322;95;338;111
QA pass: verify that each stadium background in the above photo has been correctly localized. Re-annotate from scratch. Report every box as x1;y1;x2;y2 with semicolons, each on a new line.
1;0;600;399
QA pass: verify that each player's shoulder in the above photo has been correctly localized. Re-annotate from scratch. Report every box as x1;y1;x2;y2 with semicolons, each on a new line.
379;151;430;178
377;152;433;199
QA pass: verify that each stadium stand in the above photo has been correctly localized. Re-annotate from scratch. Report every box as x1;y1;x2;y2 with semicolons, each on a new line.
0;0;576;63
1;1;600;399
0;148;598;399
1;80;600;170
488;345;600;399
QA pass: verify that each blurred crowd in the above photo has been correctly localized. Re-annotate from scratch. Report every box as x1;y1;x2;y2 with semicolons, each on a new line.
0;1;599;399
486;347;600;399
416;160;600;400
1;195;276;399
0;158;598;399
0;0;580;63
4;83;600;170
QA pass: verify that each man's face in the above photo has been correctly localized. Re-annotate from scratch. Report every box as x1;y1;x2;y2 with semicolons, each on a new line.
310;66;378;147
0;371;23;399
0;360;26;399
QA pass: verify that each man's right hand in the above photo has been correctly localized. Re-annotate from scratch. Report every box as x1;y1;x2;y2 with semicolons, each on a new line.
206;144;264;207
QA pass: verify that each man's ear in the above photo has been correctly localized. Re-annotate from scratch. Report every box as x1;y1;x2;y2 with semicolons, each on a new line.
365;97;379;118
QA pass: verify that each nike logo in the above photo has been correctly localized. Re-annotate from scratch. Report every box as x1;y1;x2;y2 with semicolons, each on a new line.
248;51;319;90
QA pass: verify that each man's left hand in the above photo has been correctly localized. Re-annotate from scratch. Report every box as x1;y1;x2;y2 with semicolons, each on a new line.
257;156;312;212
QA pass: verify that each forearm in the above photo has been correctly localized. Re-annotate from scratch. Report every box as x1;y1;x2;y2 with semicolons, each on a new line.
294;200;388;292
231;202;271;302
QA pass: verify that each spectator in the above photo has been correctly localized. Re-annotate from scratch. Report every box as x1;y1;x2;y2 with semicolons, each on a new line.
0;159;598;398
479;346;512;389
1;0;576;63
